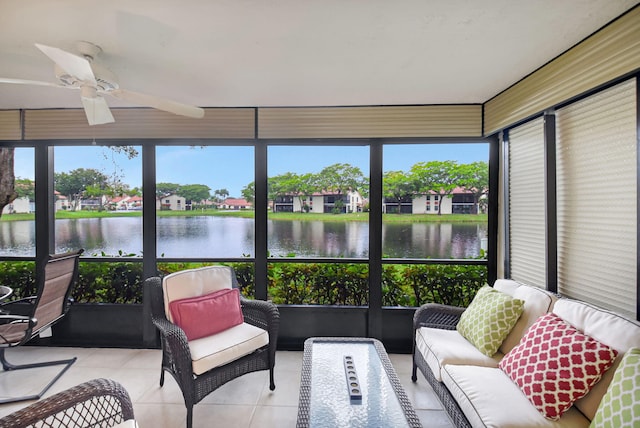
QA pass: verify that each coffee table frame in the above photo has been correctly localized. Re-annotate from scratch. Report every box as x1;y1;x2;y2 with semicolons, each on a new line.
296;336;422;427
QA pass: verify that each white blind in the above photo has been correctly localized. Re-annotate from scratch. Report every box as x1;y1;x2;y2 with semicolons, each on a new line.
556;79;637;318
508;117;547;288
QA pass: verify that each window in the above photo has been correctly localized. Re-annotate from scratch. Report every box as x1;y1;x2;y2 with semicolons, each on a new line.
267;145;369;259
54;145;142;257
382;143;489;259
0;148;35;256
156;145;254;258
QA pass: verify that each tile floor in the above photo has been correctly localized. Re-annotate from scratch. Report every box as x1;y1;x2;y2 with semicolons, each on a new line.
0;346;454;427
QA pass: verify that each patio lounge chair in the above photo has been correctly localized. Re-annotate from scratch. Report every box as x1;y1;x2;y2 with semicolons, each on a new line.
0;249;83;404
145;265;280;428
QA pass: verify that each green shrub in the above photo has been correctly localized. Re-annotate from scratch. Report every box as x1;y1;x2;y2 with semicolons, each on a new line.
0;260;486;307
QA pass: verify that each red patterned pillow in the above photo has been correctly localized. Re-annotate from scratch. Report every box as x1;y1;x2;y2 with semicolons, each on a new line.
169;288;244;341
498;312;617;420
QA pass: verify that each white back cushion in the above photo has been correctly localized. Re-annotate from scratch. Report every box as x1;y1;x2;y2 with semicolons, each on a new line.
162;266;234;322
494;279;557;354
553;298;640;420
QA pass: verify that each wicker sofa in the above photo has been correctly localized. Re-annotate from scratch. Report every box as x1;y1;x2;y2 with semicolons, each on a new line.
412;279;640;427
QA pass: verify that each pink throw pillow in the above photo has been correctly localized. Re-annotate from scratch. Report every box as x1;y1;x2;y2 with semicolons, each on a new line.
169;288;244;341
498;312;617;421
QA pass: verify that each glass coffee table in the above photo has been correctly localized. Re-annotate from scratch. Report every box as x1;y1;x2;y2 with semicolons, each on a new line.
296;337;422;428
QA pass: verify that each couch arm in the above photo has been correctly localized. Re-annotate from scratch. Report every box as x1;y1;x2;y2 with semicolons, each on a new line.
0;378;134;427
413;303;465;331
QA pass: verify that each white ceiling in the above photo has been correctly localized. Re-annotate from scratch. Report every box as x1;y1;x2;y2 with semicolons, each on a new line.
0;0;638;111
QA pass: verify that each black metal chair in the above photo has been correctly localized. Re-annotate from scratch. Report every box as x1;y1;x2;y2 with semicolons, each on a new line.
0;249;83;404
145;266;280;428
0;378;135;428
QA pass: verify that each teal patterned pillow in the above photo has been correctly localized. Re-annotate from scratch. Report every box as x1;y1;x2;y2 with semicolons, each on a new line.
590;347;640;428
456;285;524;357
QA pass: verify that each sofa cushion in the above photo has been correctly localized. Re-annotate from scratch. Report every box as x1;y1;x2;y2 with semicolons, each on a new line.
163;266;234;322
189;322;268;375
553;299;640;420
441;364;590;428
494;279;557;354
169;288;244;341
415;326;502;382
590;347;640;428
499;312;617;421
457;285;524;357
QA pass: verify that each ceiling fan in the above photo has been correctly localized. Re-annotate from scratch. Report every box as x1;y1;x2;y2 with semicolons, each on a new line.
0;41;205;125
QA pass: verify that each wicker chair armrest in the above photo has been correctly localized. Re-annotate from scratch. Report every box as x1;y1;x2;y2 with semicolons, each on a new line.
240;297;280;361
413;303;465;331
0;378;134;427
151;316;194;379
240;297;279;331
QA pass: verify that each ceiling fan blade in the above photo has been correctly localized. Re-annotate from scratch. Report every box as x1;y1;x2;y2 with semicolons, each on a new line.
35;43;96;85
110;89;205;119
0;77;63;88
81;95;115;125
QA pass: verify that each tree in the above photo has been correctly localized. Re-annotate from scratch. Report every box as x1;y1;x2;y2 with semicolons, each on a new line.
383;171;415;214
213;188;229;203
317;163;365;196
156;182;180;199
0;148;16;218
410;160;463;215
268;172;319;212
241;182;255;204
14;178;35;201
458;161;489;214
178;184;211;205
55;168;109;211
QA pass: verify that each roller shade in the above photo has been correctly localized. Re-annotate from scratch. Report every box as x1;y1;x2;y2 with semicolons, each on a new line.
23;108;255;140
258;105;482;138
508;117;546;288
0;110;21;140
556;79;637;318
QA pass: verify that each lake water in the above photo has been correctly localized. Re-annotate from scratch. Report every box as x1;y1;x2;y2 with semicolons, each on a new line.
0;216;487;259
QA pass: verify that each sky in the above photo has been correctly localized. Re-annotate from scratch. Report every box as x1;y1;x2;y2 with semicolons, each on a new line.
13;143;488;198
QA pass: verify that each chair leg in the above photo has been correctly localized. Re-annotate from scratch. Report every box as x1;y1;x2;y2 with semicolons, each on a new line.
411;350;418;382
186;406;193;428
0;348;76;404
160;366;165;386
269;367;276;391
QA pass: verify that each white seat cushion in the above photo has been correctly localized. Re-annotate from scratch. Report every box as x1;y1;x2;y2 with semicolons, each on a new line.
189;322;269;375
415;326;502;381
441;364;590;428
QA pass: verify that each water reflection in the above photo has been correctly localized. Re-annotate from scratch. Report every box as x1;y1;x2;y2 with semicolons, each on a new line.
0;217;486;259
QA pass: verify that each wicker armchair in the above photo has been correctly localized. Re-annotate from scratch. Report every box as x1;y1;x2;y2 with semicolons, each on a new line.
0;378;135;428
411;303;471;428
145;266;280;428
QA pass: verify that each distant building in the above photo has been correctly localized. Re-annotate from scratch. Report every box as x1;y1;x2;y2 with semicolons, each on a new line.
383;188;481;214
109;195;142;211
157;194;186;211
219;198;252;210
273;190;364;213
1;196;33;214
